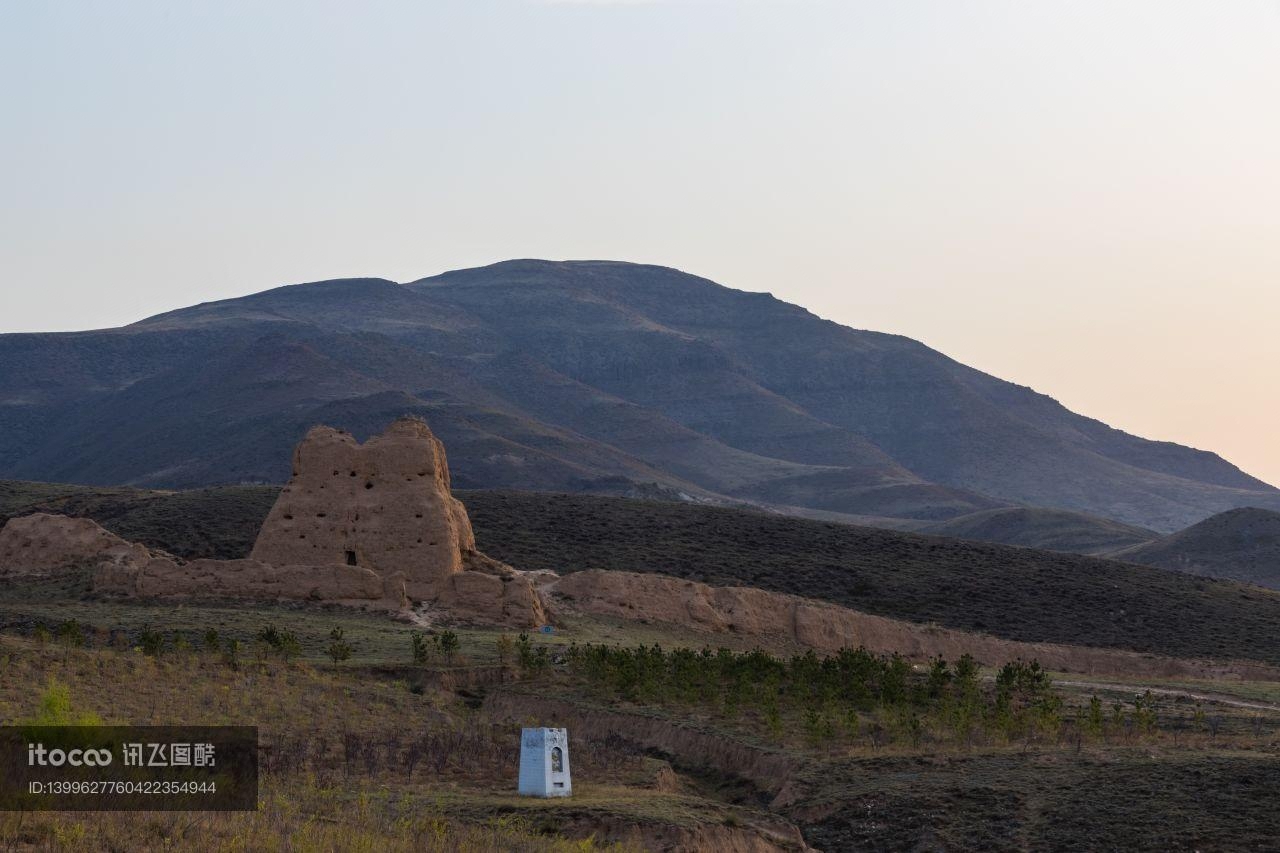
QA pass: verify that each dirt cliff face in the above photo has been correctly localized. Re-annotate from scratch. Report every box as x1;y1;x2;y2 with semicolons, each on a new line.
548;570;1280;681
250;418;476;598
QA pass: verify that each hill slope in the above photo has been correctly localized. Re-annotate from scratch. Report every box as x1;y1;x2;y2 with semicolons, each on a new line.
2;260;1276;530
1110;508;1280;589
6;480;1280;664
923;507;1158;555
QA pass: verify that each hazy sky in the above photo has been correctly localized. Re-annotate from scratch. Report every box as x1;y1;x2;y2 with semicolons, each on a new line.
3;1;1278;486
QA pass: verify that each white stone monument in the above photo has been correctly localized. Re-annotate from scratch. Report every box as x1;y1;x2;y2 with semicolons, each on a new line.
518;727;571;797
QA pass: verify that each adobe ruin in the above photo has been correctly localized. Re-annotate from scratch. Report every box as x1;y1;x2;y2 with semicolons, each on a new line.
0;417;547;627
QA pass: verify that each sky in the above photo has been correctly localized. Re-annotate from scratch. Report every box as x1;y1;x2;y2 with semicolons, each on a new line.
2;0;1278;486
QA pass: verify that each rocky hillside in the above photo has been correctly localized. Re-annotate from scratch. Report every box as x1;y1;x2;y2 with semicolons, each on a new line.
1109;507;1280;589
2;260;1276;530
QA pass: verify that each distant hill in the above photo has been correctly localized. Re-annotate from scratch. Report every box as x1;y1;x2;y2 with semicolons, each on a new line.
923;507;1158;555
7;479;1280;664
2;260;1277;530
1110;508;1280;589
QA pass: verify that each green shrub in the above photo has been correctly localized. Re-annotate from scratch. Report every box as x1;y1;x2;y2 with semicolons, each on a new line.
139;628;165;656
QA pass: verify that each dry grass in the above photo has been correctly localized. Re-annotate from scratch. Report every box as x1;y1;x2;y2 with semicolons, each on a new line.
0;636;785;852
0;779;642;852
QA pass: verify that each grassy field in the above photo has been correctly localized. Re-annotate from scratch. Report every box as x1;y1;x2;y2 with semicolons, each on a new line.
2;586;1280;851
6;481;1280;665
0;628;793;851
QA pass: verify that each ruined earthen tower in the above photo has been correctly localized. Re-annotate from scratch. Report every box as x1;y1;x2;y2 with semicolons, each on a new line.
251;418;477;600
248;416;545;623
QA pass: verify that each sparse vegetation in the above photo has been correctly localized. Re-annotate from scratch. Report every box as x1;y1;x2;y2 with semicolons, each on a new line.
560;643;1076;748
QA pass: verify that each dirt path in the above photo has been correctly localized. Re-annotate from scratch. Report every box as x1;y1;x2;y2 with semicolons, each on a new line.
1055;679;1280;713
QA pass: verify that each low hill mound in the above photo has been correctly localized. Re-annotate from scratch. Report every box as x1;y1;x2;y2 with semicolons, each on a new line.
6;480;1280;664
1110;507;1280;589
923;507;1158;555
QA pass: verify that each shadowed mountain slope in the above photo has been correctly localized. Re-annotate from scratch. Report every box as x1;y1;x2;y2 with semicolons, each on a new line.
1109;508;1280;589
2;259;1276;530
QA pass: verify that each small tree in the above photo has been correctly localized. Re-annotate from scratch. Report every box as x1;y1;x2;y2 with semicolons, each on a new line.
327;627;353;666
254;624;302;661
495;634;515;666
1084;695;1104;738
516;632;535;672
802;708;824;746
410;631;431;666
438;630;460;663
843;707;861;741
203;629;221;654
1132;691;1157;735
56;620;86;649
221;638;241;671
277;632;303;663
764;698;784;742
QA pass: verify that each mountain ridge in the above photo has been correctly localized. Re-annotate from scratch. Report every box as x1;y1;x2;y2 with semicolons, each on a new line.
1;259;1275;531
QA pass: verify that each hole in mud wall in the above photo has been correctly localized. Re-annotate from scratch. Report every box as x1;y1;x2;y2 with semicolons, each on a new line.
365;482;374;490
345;550;357;566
